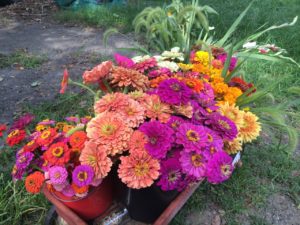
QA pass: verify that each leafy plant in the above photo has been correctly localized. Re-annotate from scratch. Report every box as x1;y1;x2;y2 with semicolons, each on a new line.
132;0;217;57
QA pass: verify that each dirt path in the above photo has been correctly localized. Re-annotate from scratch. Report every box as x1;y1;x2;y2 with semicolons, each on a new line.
0;20;132;124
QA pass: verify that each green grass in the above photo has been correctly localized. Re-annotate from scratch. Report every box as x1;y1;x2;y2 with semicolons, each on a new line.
0;50;46;69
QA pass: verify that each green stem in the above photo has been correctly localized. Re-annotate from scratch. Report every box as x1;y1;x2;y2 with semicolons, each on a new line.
69;79;96;96
103;79;113;93
66;125;85;137
123;86;129;94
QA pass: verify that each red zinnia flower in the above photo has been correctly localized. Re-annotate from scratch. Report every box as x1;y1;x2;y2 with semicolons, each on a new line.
6;129;26;146
23;140;39;152
25;171;45;194
43;142;71;166
69;131;87;150
0;124;7;137
36;128;57;146
60;69;69;94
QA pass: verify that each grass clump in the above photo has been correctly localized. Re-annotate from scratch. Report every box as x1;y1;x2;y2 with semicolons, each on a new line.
0;50;46;69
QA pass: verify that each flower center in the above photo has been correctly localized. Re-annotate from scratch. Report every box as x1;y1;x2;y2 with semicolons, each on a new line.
88;156;96;164
221;164;231;176
170;83;181;91
186;130;199;142
191;154;203;167
41;130;51;139
126;107;135;116
54;172;61;179
186;81;195;88
207;134;214;142
52;147;64;157
101;124;116;136
168;170;179;182
171;121;179;128
149;136;157;144
77;171;88;181
153;103;161;111
210;147;216;154
18;155;26;163
9;129;19;137
134;163;149;176
218;120;230;130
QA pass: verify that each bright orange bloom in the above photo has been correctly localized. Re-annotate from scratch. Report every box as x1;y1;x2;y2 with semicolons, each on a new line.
36;128;57;146
43;142;71;166
63;124;75;133
25;171;45;194
71;183;89;194
183;77;204;93
6;129;26;146
69;131;87;150
150;75;169;88
60;69;69;94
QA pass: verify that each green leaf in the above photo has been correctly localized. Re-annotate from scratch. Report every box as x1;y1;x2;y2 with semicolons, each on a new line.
222;44;234;80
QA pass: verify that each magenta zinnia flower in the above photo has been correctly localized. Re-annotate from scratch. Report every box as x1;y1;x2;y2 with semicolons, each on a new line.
148;68;171;78
157;157;184;191
49;166;68;185
139;121;174;159
16;152;34;169
157;78;192;105
207;113;238;141
114;53;135;68
10;113;35;130
72;165;94;187
206;151;233;184
203;127;224;157
180;151;207;180
167;116;186;131
176;123;209;152
217;54;237;71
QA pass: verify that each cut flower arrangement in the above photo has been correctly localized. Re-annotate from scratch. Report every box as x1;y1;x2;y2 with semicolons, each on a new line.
3;45;263;199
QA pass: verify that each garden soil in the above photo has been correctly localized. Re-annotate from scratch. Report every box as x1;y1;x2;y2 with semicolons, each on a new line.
0;6;300;225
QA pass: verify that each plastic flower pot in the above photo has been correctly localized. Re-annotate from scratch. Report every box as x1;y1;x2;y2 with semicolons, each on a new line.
49;178;113;221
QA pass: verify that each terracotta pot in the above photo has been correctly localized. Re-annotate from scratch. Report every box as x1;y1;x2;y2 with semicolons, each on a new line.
49;178;113;221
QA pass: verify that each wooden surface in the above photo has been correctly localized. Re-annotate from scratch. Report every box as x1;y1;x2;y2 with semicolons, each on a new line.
44;182;201;225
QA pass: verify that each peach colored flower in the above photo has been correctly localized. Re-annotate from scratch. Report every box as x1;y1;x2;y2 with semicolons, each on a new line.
128;130;147;154
218;102;244;129
110;66;149;91
82;61;113;84
80;140;112;179
238;111;261;143
86;113;133;155
118;151;160;189
117;98;145;128
94;92;130;115
142;94;172;123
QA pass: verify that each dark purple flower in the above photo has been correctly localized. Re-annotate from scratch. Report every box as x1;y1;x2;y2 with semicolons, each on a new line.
10;113;35;130
157;78;192;105
217;54;238;72
206;113;238;141
157;157;184;191
114;53;135;68
16;152;34;169
206;151;233;184
72;165;94;187
148;68;172;78
139;121;174;159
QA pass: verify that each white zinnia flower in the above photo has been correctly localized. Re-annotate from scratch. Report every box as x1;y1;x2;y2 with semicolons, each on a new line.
157;61;179;72
243;42;257;49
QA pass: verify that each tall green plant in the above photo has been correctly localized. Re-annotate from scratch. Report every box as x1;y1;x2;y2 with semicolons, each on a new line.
132;0;217;56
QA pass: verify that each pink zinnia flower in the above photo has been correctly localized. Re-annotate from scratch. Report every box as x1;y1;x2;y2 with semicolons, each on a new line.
10;113;35;130
48;166;68;185
206;151;233;184
180;151;207;180
133;57;157;73
118;151;160;189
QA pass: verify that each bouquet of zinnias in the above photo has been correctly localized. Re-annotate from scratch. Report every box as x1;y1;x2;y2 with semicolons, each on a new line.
56;46;261;192
7;115;114;197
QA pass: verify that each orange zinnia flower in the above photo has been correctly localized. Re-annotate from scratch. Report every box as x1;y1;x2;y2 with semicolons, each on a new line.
128;130;147;154
6;129;26;146
71;183;89;195
25;171;45;194
36;128;57;146
43;142;71;166
83;61;112;84
69;131;87;150
60;69;69;94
